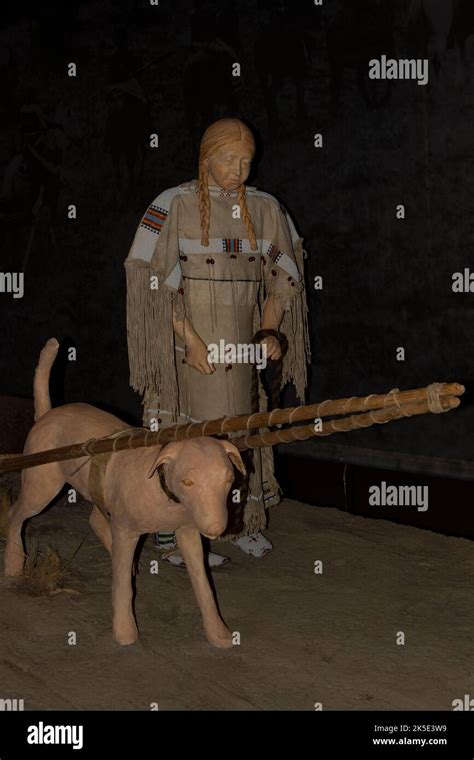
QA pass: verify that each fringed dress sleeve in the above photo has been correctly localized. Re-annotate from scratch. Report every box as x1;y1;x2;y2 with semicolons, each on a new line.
124;192;183;420
261;198;311;402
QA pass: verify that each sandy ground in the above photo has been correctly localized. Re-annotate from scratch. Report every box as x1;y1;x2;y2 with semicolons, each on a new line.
0;481;473;711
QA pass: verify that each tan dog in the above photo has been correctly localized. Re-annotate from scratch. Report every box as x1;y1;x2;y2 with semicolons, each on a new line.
4;339;246;647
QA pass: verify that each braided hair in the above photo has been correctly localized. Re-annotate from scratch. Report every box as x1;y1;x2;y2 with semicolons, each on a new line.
198;118;258;250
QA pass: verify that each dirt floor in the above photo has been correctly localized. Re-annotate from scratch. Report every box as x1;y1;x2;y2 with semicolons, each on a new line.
0;473;473;711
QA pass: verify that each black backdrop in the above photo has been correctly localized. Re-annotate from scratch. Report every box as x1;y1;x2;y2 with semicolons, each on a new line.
1;0;473;477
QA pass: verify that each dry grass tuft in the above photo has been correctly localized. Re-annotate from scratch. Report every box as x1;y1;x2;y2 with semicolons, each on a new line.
21;544;64;595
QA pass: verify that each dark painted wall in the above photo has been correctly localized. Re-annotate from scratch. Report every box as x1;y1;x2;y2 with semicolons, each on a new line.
1;0;473;472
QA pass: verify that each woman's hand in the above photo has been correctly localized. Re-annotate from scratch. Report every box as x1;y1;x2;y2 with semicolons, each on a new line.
259;335;282;361
185;334;216;374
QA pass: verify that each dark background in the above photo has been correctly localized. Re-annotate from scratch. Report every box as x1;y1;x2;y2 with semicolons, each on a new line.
1;0;473;484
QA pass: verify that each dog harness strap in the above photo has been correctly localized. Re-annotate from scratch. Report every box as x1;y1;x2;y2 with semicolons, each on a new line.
87;425;141;518
89;451;114;520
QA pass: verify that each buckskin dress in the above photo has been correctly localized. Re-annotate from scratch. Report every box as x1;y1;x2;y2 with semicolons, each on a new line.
125;179;310;537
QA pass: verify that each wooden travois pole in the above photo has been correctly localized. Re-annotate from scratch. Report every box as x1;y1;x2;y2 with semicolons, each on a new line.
0;382;464;474
232;395;460;450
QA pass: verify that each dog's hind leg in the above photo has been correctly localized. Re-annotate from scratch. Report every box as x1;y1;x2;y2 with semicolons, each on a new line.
89;505;112;554
4;465;64;577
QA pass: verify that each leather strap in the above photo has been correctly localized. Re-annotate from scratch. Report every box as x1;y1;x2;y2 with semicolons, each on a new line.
88;451;114;520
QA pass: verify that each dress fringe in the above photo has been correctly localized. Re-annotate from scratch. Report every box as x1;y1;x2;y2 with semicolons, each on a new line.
125;259;180;422
279;238;312;402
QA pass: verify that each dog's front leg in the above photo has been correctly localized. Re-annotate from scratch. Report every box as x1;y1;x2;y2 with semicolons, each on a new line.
110;522;139;645
176;525;233;649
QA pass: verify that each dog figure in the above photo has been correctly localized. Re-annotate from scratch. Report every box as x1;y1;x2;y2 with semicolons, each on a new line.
4;339;246;647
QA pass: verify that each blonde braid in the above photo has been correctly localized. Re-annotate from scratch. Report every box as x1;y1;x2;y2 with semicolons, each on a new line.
198;163;211;246
237;184;258;251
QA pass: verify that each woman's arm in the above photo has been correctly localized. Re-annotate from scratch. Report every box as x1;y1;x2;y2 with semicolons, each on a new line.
261;294;285;331
172;303;216;374
260;295;285;360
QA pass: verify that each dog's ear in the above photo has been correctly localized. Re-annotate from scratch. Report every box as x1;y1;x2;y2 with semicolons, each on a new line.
146;443;176;479
217;439;247;477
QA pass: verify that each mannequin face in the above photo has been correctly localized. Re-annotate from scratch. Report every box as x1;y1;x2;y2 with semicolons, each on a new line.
205;140;253;190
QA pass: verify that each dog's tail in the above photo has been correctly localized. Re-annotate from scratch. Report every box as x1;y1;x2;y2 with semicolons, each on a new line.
33;338;60;422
